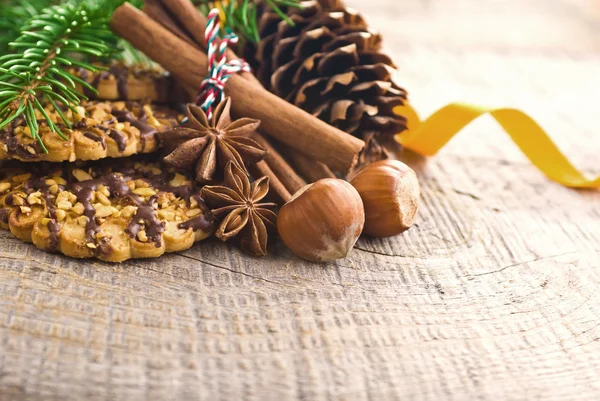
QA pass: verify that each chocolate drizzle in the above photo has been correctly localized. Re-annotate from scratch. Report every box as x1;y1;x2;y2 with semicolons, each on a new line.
44;194;61;251
70;172;132;249
178;194;213;232
72;120;88;130
80;64;130;100
21;175;64;250
84;132;107;149
111;108;157;151
111;64;130;100
0;117;44;160
178;214;213;232
125;195;165;246
108;129;128;152
90;124;127;152
4;193;13;205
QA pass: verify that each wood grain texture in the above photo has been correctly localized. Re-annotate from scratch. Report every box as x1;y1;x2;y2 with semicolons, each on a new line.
1;0;600;400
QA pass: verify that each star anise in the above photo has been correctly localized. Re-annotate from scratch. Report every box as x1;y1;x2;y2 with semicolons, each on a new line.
201;162;277;256
159;97;266;183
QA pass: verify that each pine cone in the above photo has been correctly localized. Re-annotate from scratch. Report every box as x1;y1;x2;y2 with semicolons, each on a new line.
245;1;408;147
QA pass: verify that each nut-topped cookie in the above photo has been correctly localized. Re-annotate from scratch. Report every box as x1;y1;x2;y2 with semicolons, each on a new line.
0;159;214;262
0;100;183;162
69;62;175;103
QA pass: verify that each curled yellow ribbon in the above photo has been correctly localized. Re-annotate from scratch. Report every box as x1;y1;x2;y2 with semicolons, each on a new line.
394;103;600;189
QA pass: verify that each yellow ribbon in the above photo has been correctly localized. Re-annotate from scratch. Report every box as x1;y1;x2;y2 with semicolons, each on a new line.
394;103;600;189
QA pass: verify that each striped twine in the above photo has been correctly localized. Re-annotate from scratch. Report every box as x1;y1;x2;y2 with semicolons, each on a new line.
186;8;252;122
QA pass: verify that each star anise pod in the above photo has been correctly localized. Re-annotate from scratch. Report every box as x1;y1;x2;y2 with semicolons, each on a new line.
201;161;278;256
159;97;266;183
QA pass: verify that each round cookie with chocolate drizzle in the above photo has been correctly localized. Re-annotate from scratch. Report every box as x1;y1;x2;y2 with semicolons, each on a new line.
0;159;214;262
69;62;185;103
0;100;183;162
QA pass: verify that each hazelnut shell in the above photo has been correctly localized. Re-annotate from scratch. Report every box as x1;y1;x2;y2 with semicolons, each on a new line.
350;160;420;237
277;178;365;262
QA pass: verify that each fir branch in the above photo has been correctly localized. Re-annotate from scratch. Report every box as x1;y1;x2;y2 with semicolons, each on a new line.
0;0;120;151
0;0;57;54
196;0;302;43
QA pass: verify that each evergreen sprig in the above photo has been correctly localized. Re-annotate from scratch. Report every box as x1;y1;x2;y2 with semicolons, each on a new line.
0;1;119;152
0;0;57;54
197;0;301;43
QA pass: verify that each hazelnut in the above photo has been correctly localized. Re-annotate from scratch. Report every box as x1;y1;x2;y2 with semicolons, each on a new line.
72;169;93;182
277;178;364;262
350;160;420;237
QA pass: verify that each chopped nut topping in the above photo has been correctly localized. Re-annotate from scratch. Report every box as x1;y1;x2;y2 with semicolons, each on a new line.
27;192;43;205
120;206;137;218
158;210;175;221
56;209;67;221
0;182;11;193
72;169;93;182
13;174;32;183
54;177;67;186
169;173;187;187
95;205;114;218
56;192;69;204
98;185;110;198
132;187;156;197
185;208;201;217
72;202;85;215
96;192;111;206
133;179;149;189
11;194;25;206
77;216;88;227
57;201;72;211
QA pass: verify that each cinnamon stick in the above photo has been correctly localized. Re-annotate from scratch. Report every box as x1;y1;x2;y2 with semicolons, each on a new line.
249;162;292;204
283;145;337;182
159;3;303;199
147;0;264;87
142;0;196;46
251;133;306;194
111;3;364;173
142;0;339;188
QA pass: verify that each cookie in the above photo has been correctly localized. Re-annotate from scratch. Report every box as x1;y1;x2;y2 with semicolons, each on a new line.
69;62;174;103
0;159;214;262
0;100;183;162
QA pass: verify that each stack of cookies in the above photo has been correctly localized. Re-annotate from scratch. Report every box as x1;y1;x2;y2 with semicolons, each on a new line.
0;63;215;262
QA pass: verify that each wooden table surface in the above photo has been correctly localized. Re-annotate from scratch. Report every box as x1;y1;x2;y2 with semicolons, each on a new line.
1;1;600;400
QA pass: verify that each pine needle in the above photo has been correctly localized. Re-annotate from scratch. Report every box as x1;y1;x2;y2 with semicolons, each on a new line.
0;0;121;151
196;0;302;44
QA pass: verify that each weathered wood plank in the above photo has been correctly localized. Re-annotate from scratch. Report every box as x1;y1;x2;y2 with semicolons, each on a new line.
1;0;600;400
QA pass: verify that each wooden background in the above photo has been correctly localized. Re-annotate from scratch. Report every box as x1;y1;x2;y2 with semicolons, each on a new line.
1;0;600;400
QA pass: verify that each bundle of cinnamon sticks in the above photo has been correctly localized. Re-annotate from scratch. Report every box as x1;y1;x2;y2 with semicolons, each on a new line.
111;0;365;203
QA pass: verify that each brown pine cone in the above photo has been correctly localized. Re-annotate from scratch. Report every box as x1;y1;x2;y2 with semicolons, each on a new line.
244;1;408;148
